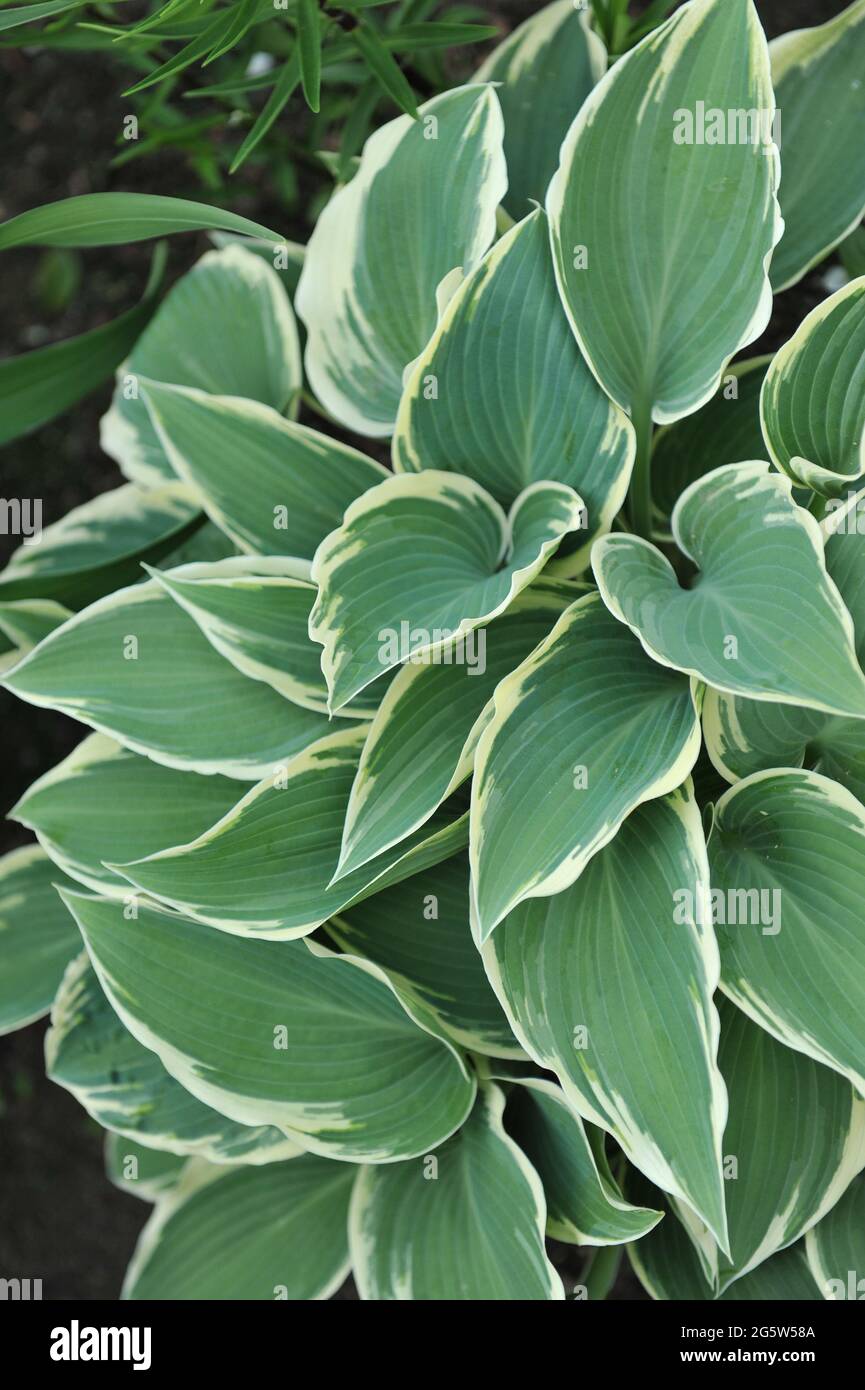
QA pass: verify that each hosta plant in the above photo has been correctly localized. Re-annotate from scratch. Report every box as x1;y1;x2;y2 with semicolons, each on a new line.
2;0;865;1301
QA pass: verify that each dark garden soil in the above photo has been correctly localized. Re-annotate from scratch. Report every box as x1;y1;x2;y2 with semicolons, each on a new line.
0;0;851;1300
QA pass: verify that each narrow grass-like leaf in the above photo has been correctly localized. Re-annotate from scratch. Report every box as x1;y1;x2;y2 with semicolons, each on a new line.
0;192;280;252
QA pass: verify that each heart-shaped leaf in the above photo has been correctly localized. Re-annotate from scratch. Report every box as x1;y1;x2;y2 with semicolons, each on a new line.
593;461;865;717
309;470;586;713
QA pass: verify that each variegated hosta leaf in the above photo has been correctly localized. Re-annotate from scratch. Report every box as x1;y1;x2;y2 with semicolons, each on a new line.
470;593;701;939
502;1078;662;1247
0;481;198;610
349;1083;564;1300
0;599;71;672
547;0;781;424
123;1157;354;1300
627;1175;822;1302
62;888;476;1161
805;1173;865;1300
760;277;865;495
769;0;865;291
296;84;506;437
703;492;865;796
12;734;241;897
327;856;518;1059
114;726;468;939
140;380;388;559
696;998;865;1295
392;210;632;575
708;768;865;1094
47;953;297;1164
2;577;333;780
335;580;579;880
593;461;865;717
105;1134;187;1203
309;471;586;714
481;783;728;1247
148;556;383;718
473;0;605;218
101;245;301;487
0;845;81;1035
651;357;770;533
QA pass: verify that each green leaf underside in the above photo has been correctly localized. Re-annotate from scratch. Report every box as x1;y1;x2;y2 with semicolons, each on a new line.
105;1135;187;1203
708;768;865;1094
63;889;476;1162
124;1157;354;1300
47;954;296;1164
393;209;633;573
482;784;728;1247
547;0;780;423
327;856;517;1058
474;0;605;219
309;470;587;713
760;277;865;495
349;1084;564;1300
101;246;300;487
593;461;865;717
336;580;580;879
503;1078;662;1246
703;494;865;797
0;845;81;1035
470;592;701;939
113;726;469;939
12;734;241;896
805;1173;865;1300
769;0;865;291
3;578;333;780
651;358;769;529
141;380;388;558
296;84;506;436
0;481;199;611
